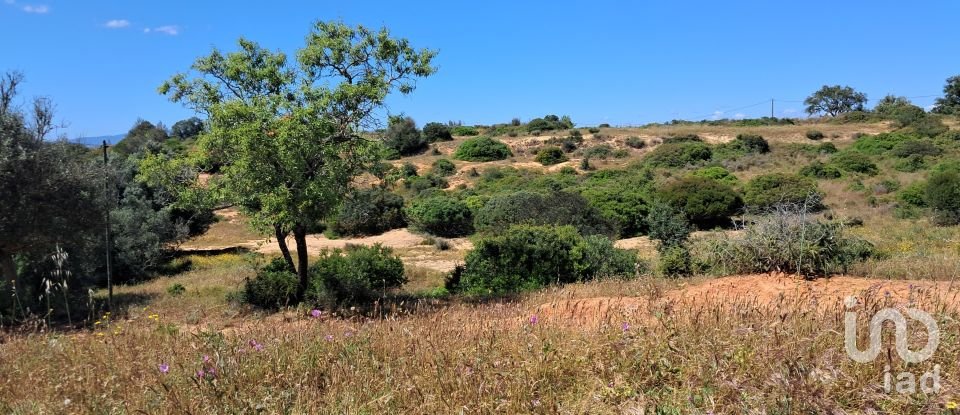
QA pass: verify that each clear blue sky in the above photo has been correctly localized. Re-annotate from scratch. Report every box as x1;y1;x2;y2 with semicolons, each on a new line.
2;0;958;138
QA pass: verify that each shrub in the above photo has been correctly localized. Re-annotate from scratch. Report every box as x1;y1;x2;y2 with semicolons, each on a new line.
383;116;427;156
642;141;712;168
406;196;474;237
894;154;927;172
690;166;739;186
307;244;406;307
331;188;406;236
451;125;479;136
612;149;630;158
831;151;878;175
800;161;842;179
405;173;448;193
890;140;942;158
898;181;927;207
455;225;634;295
662;134;702;144
535;146;568;165
805;130;825;140
526;115;574;132
656;177;743;228
647;202;691;251
926;170;960;225
579;169;652;237
715;134;770;158
167;283;186;297
453;136;512;161
399;162;418;177
743;173;822;210
657;245;692;278
694;204;873;276
422;122;453;142
818;142;839;154
245;258;298;309
908;116;949;138
581;144;614;160
474;190;616;237
625;136;646;149
850;132;911;155
431;159;457;176
587;127;601;134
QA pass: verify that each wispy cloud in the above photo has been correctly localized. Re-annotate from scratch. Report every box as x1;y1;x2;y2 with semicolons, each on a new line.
144;25;179;36
104;19;130;29
733;113;746;119
710;110;724;121
21;4;49;13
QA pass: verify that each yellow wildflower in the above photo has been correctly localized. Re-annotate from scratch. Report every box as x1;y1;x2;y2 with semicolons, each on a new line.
948;401;958;409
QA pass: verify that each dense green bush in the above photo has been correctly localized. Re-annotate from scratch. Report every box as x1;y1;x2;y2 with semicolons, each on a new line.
656;177;742;228
535;146;568;165
898;181;927;207
450;125;479;136
642;141;712;168
890;139;942;158
926;169;960;225
454;225;635;295
805;130;825;140
526;114;574;132
657;245;692;278
406;196;474;237
474;190;616;237
383;116;427;157
830;151;878;175
743;173;822;210
307;244;406;307
331;188;406;236
715;134;770;159
245;258;298;309
647;202;692;252
405;173;448;193
431;158;457;176
800;161;842;179
423;122;453;142
453;136;512;161
625;136;646;149
908;115;949;138
894;155;927;172
850;132;911;155
578;169;652;237
690;166;739;186
581;144;614;160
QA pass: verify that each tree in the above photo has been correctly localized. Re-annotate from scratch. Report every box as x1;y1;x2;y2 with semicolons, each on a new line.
170;117;204;139
113;119;169;156
383;115;426;157
0;72;103;296
422;122;452;142
804;85;867;117
159;22;436;298
874;95;913;116
933;75;960;115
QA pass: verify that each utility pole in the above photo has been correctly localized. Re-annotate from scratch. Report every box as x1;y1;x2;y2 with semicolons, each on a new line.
102;141;113;312
771;99;775;118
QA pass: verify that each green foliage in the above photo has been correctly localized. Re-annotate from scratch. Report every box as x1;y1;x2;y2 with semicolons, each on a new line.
587;127;601;134
656;177;742;228
898;181;927;207
642;141;712;168
170;117;204;140
331;188;406;236
830;151;878;175
805;130;825;140
405;173;448;194
926;169;960;225
383;116;427;156
474;191;616;237
167;283;186;297
453;136;512;161
579;169;652;237
455;225;634;295
800;161;842;179
804;85;867;117
245;258;299;309
932;75;960;115
893;155;927;172
160;21;436;296
907;115;949;138
431;158;456;176
450;125;479;136
526;114;574;132
695;207;874;276
535;146;568;165
714;134;769;159
307;244;405;307
647;203;691;252
422;122;453;142
657;245;692;278
113;120;170;156
874;95;915;118
849;132;911;155
890;139;941;158
743;173;822;210
581;144;614;160
690;166;739;186
406;196;474;237
625;136;646;149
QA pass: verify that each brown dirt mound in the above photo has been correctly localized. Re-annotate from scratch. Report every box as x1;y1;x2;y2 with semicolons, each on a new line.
533;273;960;327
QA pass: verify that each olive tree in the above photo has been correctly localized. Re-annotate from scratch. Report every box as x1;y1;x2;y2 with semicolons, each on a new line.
933;75;960;115
158;22;436;298
804;85;867;117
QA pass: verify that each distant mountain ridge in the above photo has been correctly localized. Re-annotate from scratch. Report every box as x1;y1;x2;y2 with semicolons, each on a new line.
69;134;125;147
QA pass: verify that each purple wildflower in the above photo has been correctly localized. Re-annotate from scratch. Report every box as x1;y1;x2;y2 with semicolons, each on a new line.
324;334;334;342
158;363;169;374
202;355;211;363
196;369;205;378
249;339;264;351
529;315;538;325
310;309;321;318
621;322;630;332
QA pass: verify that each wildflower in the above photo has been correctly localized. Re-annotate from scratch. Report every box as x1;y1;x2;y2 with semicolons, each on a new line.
310;309;321;318
324;334;334;342
202;355;211;363
344;331;353;338
96;332;104;337
249;339;264;351
196;369;205;378
621;322;630;332
529;315;538;325
158;363;169;374
949;401;958;409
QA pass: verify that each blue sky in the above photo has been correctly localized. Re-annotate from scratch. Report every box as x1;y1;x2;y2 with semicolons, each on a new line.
2;0;958;138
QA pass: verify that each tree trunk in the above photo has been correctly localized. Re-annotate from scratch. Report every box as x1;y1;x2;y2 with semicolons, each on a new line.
274;224;296;274
0;250;16;313
292;225;310;300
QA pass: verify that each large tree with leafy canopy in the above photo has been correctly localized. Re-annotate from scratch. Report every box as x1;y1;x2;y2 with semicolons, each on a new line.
804;85;867;117
157;21;436;297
